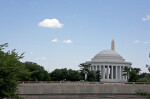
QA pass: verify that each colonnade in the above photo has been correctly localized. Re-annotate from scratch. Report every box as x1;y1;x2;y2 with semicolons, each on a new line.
89;65;128;80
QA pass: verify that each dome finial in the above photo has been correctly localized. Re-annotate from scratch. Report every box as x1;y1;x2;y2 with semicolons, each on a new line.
111;39;115;50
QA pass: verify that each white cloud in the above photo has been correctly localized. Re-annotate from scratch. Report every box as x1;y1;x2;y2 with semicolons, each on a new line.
134;40;140;43
142;15;150;21
143;41;149;44
51;38;58;43
38;18;63;28
36;57;47;60
63;40;72;44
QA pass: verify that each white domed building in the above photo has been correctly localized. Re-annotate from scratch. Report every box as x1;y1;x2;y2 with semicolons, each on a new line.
85;40;132;82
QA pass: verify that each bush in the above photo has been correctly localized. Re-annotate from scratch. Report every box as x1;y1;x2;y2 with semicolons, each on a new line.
135;89;150;96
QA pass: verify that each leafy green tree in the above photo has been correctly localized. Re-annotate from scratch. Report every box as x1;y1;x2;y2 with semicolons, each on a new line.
139;72;149;78
50;68;68;81
96;70;101;81
129;68;139;82
50;68;81;81
87;71;96;81
86;70;101;82
79;63;90;73
79;63;91;80
133;68;141;75
138;73;150;82
0;43;29;99
24;62;50;81
123;67;140;82
123;66;130;80
67;69;81;81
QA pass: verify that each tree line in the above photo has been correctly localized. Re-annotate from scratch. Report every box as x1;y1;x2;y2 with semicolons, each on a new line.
1;43;150;99
0;43;100;99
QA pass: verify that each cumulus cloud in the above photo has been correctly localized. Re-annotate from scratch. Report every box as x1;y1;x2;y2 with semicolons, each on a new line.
142;15;150;21
134;40;140;43
143;41;149;44
38;18;63;28
36;57;47;60
51;38;58;43
63;40;72;44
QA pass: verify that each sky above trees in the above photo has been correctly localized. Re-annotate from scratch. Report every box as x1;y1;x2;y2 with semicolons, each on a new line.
0;0;150;72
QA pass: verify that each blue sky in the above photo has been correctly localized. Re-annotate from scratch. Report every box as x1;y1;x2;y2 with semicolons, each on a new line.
0;0;150;72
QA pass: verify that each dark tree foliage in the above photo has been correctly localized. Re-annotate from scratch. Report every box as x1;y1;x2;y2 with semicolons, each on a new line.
133;68;141;75
24;62;50;81
87;70;101;81
50;68;81;81
96;70;101;81
129;68;139;82
123;67;140;82
123;66;130;80
79;63;101;81
0;43;29;99
138;73;150;82
79;63;90;73
87;71;96;81
79;63;90;80
139;72;149;78
67;69;81;81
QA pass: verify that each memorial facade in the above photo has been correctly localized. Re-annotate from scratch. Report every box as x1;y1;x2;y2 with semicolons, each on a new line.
85;40;132;82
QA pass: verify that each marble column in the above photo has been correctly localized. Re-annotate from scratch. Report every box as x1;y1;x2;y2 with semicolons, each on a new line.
111;66;113;79
99;66;101;76
120;66;121;79
121;66;123;79
96;65;97;71
99;65;101;71
116;66;118;79
103;65;105;79
107;66;109;79
123;66;125;79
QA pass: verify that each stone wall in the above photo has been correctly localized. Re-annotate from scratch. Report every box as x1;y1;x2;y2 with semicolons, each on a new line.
19;83;150;94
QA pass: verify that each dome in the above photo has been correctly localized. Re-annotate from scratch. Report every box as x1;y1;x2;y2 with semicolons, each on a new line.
91;49;126;63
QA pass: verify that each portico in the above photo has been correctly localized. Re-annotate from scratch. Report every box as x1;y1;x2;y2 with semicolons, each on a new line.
89;65;129;82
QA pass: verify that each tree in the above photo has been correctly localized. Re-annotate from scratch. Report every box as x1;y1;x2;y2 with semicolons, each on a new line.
87;71;96;81
123;66;130;80
96;70;101;81
50;68;68;81
123;67;140;82
0;43;29;99
50;68;81;81
67;69;81;81
86;70;101;82
79;63;91;80
133;68;141;75
24;62;50;81
79;63;90;73
129;68;139;82
138;73;150;82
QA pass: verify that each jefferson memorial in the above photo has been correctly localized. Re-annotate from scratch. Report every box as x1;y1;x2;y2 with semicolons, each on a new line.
85;40;132;82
